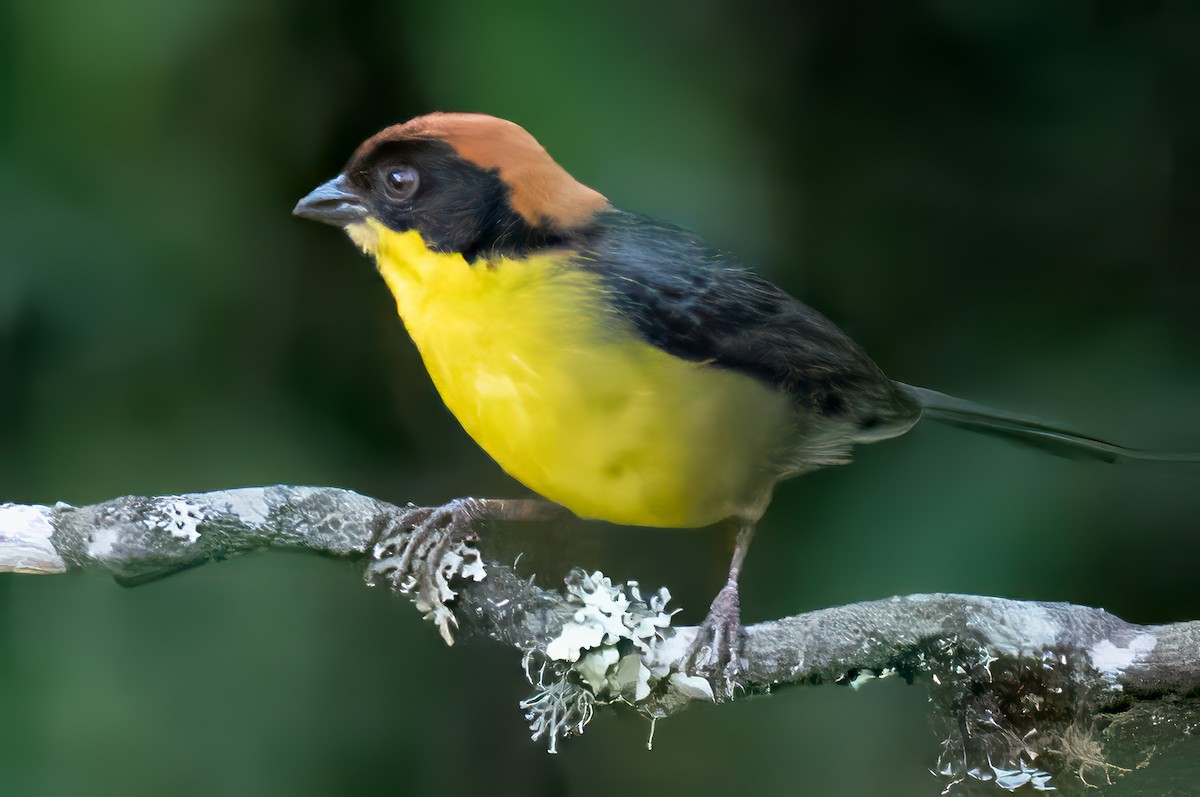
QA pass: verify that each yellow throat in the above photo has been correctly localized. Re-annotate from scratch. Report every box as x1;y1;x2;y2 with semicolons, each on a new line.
352;219;791;528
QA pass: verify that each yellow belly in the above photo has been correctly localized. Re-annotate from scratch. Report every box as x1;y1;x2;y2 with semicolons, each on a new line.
363;224;791;528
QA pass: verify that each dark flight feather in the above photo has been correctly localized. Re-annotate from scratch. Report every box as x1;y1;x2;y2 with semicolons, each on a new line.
899;384;1200;464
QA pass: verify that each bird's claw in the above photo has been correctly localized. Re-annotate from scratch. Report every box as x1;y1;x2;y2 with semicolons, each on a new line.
366;498;487;644
685;581;747;701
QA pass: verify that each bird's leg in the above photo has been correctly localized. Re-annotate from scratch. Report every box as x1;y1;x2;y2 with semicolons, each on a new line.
367;497;567;643
686;520;756;700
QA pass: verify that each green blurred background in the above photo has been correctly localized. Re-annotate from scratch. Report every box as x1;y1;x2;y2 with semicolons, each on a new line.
3;1;1199;794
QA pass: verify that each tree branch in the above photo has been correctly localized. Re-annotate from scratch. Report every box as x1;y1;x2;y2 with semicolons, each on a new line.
3;486;1197;792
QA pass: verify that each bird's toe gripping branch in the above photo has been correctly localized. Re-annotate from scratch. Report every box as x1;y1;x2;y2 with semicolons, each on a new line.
684;580;747;701
365;499;487;644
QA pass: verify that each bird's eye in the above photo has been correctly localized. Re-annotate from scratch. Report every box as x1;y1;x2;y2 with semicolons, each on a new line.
383;166;420;201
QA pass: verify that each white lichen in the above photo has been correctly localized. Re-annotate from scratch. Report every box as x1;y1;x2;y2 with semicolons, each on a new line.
943;759;1055;794
522;570;707;751
665;672;715;702
221;488;274;527
848;667;897;691
1089;634;1157;682
0;503;66;574
575;647;620;692
545;573;677;661
519;676;595;754
88;527;121;559
962;759;1055;792
971;602;1062;657
546;621;606;663
151;498;205;543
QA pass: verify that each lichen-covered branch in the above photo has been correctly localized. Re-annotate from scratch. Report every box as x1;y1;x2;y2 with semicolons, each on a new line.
0;486;387;578
3;487;1198;792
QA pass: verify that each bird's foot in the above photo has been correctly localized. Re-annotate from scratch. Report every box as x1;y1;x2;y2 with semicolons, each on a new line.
685;580;746;701
366;498;488;645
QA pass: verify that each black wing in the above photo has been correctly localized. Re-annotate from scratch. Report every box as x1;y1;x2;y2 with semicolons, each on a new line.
574;210;918;429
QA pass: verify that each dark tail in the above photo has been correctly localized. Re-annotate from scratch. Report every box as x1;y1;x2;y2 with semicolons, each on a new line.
897;383;1200;465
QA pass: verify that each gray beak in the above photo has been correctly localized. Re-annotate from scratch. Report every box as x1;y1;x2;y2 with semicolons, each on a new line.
293;175;369;226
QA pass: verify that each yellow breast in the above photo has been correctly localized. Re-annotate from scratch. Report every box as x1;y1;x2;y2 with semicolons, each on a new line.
360;222;791;528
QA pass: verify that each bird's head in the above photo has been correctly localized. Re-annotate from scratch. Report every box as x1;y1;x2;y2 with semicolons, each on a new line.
293;113;609;260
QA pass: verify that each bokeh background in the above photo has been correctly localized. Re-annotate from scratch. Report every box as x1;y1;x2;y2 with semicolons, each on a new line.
3;1;1199;794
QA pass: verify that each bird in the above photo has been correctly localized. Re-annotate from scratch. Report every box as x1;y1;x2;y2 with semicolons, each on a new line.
294;112;1197;691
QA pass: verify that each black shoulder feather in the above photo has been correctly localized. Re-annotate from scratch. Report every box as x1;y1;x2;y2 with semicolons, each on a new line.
574;210;918;427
